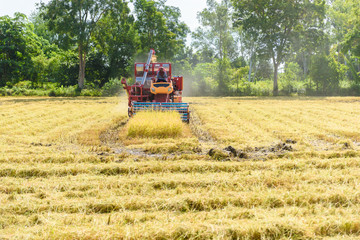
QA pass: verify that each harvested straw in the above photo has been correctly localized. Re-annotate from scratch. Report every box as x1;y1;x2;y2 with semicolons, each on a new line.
127;111;184;138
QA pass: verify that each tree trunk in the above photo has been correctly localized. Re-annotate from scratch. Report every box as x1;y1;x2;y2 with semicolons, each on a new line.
248;55;253;82
303;53;307;80
253;62;258;84
78;45;86;89
3;53;8;85
272;57;279;96
218;60;224;94
237;76;239;94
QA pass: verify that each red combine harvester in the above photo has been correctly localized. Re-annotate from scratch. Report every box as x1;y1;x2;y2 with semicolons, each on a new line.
121;49;190;122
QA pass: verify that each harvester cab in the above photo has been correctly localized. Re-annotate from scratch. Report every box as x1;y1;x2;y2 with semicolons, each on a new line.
121;49;190;122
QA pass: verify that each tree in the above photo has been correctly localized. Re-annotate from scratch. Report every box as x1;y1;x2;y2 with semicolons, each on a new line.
94;3;137;81
232;0;325;95
334;0;360;83
192;0;237;94
310;54;341;94
254;59;273;82
41;0;128;88
280;62;302;94
0;13;42;86
193;62;217;96
160;4;190;60
133;0;189;61
30;9;56;45
232;66;249;94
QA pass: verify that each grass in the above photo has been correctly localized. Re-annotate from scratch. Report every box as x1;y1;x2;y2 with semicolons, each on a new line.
127;111;184;138
0;95;360;239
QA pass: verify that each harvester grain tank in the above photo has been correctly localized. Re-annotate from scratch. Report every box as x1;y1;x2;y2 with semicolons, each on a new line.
121;49;190;122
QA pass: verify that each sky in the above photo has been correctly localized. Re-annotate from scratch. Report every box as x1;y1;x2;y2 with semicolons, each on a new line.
0;0;211;33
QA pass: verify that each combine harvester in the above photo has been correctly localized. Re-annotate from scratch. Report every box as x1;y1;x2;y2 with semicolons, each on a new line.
121;49;190;122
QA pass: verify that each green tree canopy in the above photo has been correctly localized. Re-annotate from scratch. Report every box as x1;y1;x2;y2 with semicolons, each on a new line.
0;13;42;86
41;0;130;88
192;0;236;94
232;0;325;95
134;0;189;61
94;2;137;81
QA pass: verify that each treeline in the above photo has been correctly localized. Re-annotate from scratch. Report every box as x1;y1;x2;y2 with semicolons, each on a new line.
186;0;360;96
0;0;188;96
0;0;359;97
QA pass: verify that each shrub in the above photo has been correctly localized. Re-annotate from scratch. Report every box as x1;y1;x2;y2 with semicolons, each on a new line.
13;80;34;88
347;83;360;96
236;80;273;96
0;87;11;96
279;62;303;95
310;55;341;95
80;89;102;97
102;78;123;96
48;85;77;97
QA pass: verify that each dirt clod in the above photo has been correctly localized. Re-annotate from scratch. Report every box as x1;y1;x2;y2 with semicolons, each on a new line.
208;148;216;157
275;142;293;151
192;147;202;153
286;139;297;144
282;144;293;151
208;148;229;160
238;151;248;159
224;146;237;157
31;142;52;147
31;142;43;146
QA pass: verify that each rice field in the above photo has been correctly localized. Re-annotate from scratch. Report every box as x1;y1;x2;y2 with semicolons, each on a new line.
0;96;360;239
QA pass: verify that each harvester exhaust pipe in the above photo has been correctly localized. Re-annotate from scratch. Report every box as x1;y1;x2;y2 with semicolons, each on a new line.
142;49;156;85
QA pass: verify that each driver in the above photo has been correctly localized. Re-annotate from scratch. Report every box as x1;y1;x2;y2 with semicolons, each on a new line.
156;67;167;82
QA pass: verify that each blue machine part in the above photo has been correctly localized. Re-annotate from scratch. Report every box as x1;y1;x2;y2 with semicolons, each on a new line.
132;102;190;122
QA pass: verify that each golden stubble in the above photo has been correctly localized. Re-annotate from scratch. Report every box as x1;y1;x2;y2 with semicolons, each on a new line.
0;96;360;239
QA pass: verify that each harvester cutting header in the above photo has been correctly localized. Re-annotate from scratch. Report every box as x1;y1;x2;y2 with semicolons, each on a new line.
121;49;190;122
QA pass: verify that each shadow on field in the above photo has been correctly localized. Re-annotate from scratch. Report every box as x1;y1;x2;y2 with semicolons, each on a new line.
1;97;110;103
225;96;330;101
186;97;340;106
188;96;360;103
